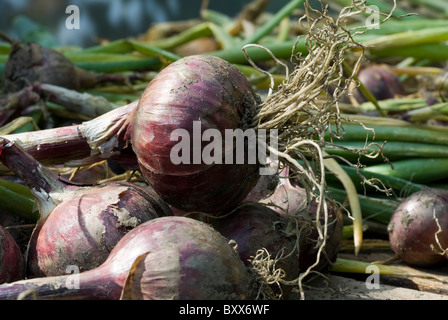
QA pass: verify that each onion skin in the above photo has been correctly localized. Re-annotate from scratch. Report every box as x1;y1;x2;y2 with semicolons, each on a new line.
4;43;79;92
247;166;308;217
210;203;299;271
131;55;261;215
388;188;448;267
0;217;258;300
0;225;25;284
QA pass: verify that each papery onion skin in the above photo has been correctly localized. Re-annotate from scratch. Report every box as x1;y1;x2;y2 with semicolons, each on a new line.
247;166;308;217
388;188;448;267
27;181;172;277
0;216;258;300
131;55;261;215
298;200;344;273
0;225;25;284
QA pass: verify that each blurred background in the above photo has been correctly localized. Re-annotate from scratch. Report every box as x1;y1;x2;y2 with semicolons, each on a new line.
0;0;291;47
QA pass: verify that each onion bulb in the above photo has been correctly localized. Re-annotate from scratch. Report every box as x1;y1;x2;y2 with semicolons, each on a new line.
353;65;404;103
248;165;308;217
130;55;261;215
245;165;343;273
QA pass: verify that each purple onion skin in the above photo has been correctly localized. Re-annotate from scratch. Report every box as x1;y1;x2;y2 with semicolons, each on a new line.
210;203;300;297
211;203;299;270
4;43;79;93
0;217;257;300
27;181;173;277
131;55;261;215
247;166;308;217
388;188;448;267
0;225;25;284
354;65;404;103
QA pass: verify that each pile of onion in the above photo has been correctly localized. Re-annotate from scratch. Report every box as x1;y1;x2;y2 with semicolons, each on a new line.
0;216;258;300
0;138;172;277
388;188;448;267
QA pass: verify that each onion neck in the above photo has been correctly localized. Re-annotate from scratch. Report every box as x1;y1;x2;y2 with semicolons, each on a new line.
0;265;123;300
0;100;139;174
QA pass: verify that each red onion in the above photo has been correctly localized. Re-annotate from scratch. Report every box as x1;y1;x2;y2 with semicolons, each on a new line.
0;224;25;284
210;203;300;297
243;160;280;204
298;200;343;273
245;165;343;273
0;216;258;300
0;138;172;277
353;65;404;103
130;55;262;215
1;100;139;174
388;188;448;267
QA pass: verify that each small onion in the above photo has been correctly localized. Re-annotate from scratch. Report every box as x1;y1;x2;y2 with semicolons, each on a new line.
388;188;448;267
0;224;25;284
353;65;404;103
0;216;258;300
131;55;261;215
0;138;172;277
